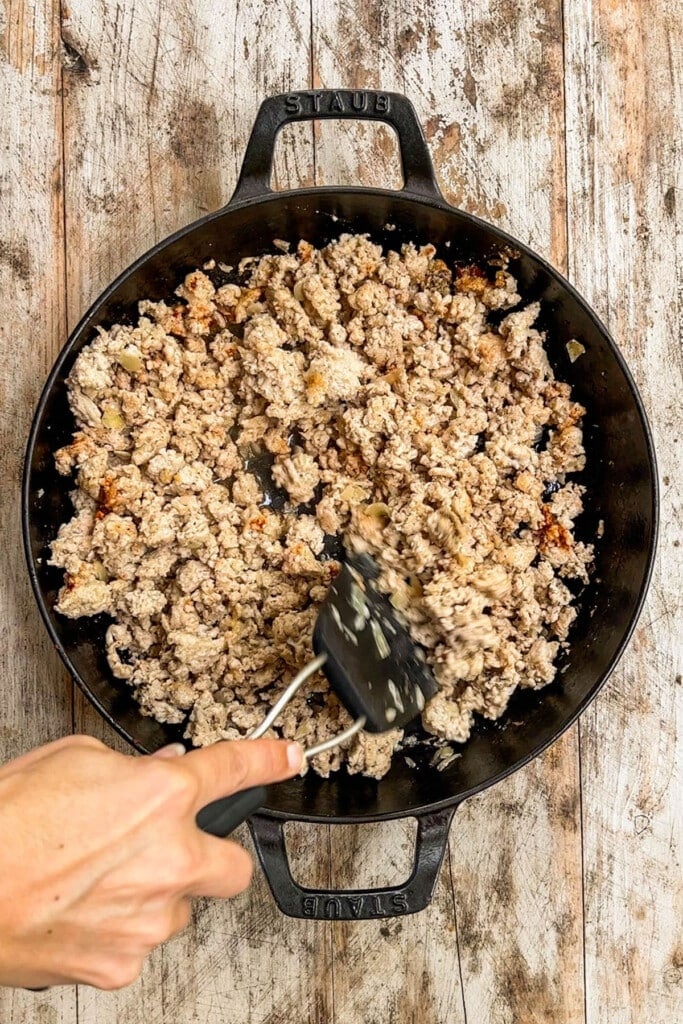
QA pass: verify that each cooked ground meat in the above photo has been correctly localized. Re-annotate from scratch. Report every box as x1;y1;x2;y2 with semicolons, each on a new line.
50;235;592;779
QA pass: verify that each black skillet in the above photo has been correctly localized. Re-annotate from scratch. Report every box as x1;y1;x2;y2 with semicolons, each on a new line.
23;90;658;920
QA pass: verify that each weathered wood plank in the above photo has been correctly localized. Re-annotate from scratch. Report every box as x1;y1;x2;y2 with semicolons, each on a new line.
450;734;586;1023
322;820;463;1024
0;0;77;1020
2;0;680;1020
60;2;332;1022
314;0;567;254
312;6;463;1021
564;2;683;1022
424;3;589;1013
0;0;71;770
313;1;585;1022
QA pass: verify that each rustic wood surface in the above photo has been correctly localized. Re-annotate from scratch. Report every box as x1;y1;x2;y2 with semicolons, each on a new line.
0;0;680;1022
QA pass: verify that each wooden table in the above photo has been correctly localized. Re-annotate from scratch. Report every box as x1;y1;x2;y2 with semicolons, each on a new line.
1;1;681;1021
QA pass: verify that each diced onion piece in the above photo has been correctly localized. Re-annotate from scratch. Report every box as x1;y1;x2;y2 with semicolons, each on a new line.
370;619;391;659
117;348;143;373
102;407;125;429
363;502;391;524
341;482;369;503
566;340;585;363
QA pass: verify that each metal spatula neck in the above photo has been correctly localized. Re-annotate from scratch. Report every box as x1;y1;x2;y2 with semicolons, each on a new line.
248;653;366;759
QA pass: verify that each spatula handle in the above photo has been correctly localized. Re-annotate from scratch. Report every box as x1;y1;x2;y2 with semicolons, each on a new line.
195;786;267;837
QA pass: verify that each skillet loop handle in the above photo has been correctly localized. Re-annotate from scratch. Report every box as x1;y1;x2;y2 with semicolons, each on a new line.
248;808;455;920
229;89;442;205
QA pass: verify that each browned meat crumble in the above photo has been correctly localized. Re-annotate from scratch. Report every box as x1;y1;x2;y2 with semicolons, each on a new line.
50;235;592;779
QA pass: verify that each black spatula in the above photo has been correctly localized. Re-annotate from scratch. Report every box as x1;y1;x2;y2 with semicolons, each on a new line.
196;553;437;837
312;552;437;732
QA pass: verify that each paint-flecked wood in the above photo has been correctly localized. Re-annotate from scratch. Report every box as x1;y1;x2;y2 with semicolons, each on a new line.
415;5;586;1019
564;3;683;1022
0;1;78;1020
0;0;681;1021
322;820;464;1024
60;3;331;1024
311;8;465;1022
313;2;584;1022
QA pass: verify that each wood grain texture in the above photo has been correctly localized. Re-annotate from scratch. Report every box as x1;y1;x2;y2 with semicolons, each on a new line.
0;0;681;1021
564;2;683;1022
311;8;466;1023
0;0;76;1019
61;2;330;1023
429;3;587;1014
313;2;584;1022
0;0;70;760
323;820;463;1024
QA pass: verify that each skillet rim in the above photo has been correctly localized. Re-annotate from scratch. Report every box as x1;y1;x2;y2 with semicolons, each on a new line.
21;184;660;824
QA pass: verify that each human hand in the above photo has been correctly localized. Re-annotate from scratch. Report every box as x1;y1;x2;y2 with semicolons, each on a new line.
0;733;302;990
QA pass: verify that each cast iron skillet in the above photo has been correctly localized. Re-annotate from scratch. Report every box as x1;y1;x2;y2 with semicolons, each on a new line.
23;90;658;920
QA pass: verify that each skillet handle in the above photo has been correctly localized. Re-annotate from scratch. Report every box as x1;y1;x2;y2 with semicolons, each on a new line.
229;89;442;205
248;808;455;919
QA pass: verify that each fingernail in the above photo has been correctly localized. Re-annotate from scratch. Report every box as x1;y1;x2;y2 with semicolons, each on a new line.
151;742;187;759
286;742;303;771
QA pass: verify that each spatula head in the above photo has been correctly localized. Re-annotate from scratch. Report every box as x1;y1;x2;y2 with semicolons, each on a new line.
312;552;438;733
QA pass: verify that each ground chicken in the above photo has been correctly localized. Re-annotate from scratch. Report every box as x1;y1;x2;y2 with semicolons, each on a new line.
271;450;320;504
50;235;593;778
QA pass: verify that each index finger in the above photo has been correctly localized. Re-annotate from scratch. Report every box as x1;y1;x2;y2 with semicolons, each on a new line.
179;738;303;811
